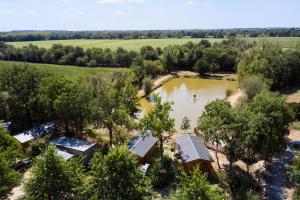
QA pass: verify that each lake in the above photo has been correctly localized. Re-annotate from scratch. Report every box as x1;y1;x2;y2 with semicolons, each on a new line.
139;77;238;131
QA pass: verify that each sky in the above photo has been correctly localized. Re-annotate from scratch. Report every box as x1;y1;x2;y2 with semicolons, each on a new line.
0;0;300;31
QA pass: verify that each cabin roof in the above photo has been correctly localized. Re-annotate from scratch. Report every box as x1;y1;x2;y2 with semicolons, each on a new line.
176;134;213;163
128;131;158;158
49;137;96;152
14;122;58;144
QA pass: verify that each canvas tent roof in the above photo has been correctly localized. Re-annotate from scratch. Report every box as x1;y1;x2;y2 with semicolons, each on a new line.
176;134;213;163
128;131;158;158
14;122;58;144
49;137;96;152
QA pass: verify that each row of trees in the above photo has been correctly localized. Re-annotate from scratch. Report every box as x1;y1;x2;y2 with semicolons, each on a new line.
1;28;300;42
238;42;300;90
0;38;247;81
0;65;139;146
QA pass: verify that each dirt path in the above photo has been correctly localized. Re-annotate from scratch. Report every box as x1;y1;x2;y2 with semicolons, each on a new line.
8;169;32;200
138;74;173;97
227;89;244;107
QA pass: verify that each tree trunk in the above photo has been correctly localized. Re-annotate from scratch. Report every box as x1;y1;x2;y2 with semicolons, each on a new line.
215;141;221;169
108;126;113;147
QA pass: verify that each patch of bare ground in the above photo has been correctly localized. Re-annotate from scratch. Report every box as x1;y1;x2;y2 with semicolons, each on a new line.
226;89;245;107
8;168;32;200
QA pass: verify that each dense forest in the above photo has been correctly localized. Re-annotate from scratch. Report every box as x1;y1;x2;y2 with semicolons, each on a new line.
1;28;300;42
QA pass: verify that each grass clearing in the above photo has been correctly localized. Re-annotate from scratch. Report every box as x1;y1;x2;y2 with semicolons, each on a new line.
0;60;126;76
7;37;300;50
7;38;222;50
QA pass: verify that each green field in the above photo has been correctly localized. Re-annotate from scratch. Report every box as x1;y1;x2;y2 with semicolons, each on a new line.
0;60;126;76
7;37;300;50
7;38;222;50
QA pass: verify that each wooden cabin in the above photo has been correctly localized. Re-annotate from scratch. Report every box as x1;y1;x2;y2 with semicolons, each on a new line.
49;137;97;163
176;134;213;172
14;122;58;148
128;131;158;163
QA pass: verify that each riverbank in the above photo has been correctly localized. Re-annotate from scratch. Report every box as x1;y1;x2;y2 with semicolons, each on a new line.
138;71;237;98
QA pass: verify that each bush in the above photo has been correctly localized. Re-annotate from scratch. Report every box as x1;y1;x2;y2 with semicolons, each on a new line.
26;138;47;157
143;77;153;95
149;155;175;189
193;59;210;75
225;88;234;97
240;76;269;100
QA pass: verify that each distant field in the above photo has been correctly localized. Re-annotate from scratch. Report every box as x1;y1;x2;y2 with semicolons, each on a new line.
7;38;222;50
7;37;300;50
0;60;126;76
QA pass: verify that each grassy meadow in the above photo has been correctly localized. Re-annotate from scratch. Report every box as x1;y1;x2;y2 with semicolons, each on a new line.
7;38;221;50
7;37;300;50
0;60;126;76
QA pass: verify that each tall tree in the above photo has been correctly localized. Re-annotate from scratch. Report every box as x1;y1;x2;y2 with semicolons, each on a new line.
91;72;139;146
139;94;175;160
0;65;47;131
39;76;92;135
0;128;23;197
197;99;233;169
86;146;148;200
25;146;84;200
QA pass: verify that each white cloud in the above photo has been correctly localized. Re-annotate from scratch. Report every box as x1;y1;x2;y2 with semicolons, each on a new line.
186;0;196;6
75;11;84;15
96;0;144;5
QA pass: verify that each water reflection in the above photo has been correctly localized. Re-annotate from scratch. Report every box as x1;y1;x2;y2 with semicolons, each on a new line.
139;78;238;131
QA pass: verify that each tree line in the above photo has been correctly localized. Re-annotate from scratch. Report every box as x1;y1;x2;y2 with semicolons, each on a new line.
1;28;300;42
0;38;248;77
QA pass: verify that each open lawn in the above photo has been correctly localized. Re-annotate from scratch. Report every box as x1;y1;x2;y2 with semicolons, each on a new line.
7;37;300;50
0;60;126;76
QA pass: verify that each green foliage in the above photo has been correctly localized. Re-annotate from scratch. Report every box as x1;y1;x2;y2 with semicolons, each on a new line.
248;92;294;160
240;76;269;100
193;59;210;75
144;60;165;78
180;116;191;133
91;71;139;146
225;88;233;97
86;146;148;200
139;94;175;159
143;77;153;95
286;152;300;199
238;42;300;90
0;64;47;131
149;155;175;189
0;129;23;197
176;168;225;200
197;99;233;168
26;137;47;157
39;75;92;134
25;146;84;200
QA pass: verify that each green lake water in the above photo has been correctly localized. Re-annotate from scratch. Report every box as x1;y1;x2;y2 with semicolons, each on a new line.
139;77;238;131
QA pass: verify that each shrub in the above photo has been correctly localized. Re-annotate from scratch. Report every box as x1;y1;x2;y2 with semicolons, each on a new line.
26;138;46;157
149;155;175;189
225;88;234;97
143;77;153;95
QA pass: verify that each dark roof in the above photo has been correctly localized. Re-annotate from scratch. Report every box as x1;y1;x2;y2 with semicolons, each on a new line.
49;137;96;152
14;122;58;144
128;131;158;158
176;134;213;163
